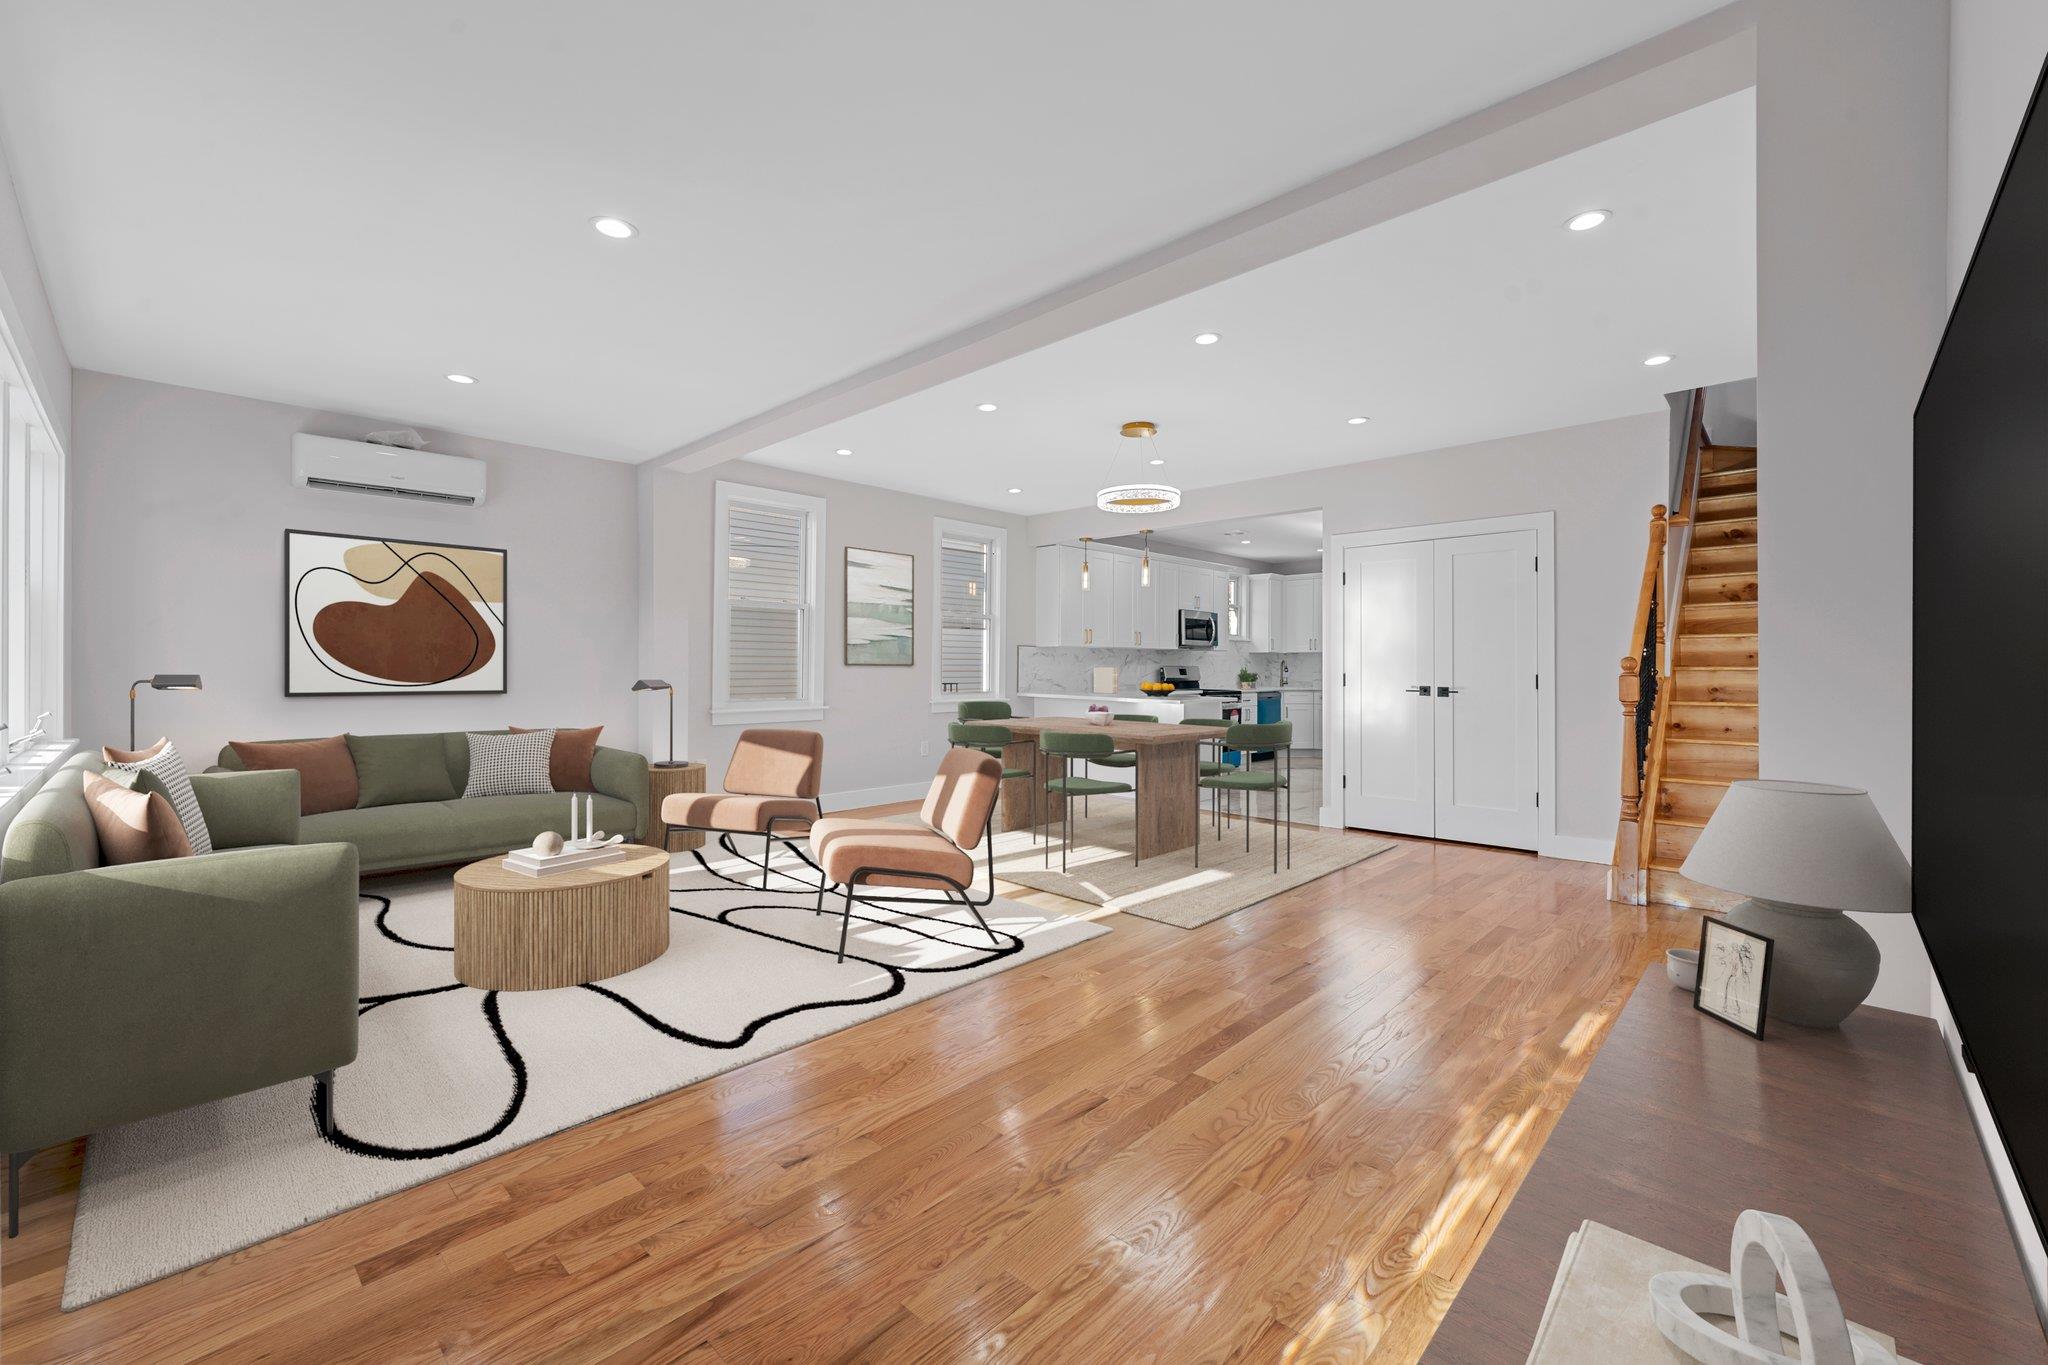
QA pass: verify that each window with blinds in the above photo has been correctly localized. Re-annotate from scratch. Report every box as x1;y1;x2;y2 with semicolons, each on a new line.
933;519;1005;700
714;483;824;719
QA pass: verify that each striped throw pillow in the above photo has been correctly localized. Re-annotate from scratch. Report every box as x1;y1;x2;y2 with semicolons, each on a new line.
463;729;556;798
102;738;214;856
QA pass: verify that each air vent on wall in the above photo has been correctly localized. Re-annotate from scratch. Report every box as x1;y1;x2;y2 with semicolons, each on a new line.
291;433;487;507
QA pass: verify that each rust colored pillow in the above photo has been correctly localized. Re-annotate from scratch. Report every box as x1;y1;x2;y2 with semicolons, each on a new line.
511;725;602;792
101;737;169;765
228;735;360;815
83;771;194;864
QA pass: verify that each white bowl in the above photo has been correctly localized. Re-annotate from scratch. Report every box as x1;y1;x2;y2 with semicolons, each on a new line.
1666;947;1700;991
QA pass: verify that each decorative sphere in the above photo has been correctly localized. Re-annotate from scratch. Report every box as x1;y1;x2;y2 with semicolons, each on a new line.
532;831;564;856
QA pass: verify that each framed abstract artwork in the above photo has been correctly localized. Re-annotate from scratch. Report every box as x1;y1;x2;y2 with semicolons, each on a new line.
1694;917;1774;1039
844;547;913;666
285;530;507;695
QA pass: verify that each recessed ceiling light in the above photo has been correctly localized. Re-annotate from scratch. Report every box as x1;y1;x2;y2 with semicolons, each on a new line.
1149;458;1165;466
590;216;638;239
835;448;854;457
1194;332;1221;345
445;373;477;384
1240;539;1253;545
976;403;999;412
1643;354;1674;367
1566;209;1611;232
1347;416;1369;425
1006;487;1022;494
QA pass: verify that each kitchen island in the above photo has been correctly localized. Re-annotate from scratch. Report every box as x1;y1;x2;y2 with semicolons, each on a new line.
1019;690;1227;722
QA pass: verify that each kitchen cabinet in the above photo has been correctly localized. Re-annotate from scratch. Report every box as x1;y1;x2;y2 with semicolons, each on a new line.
1276;574;1324;652
1248;574;1281;650
1281;689;1323;751
1034;542;1242;649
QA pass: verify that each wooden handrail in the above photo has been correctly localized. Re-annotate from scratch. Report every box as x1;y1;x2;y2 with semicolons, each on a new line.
1613;388;1709;902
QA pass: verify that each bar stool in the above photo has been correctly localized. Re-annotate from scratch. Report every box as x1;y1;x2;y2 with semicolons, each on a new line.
1039;730;1136;871
948;721;1036;843
1196;721;1294;872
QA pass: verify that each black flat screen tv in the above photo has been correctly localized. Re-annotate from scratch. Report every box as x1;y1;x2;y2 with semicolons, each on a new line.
1913;50;2048;1248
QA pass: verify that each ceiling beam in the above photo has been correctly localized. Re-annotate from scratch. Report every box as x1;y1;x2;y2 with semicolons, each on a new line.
651;2;1756;473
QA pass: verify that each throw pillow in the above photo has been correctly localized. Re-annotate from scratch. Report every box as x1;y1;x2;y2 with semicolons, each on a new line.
228;736;359;815
510;724;603;791
346;733;459;807
463;728;556;797
82;770;195;864
101;737;213;855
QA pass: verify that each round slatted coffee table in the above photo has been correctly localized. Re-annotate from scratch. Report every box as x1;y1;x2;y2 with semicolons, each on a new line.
452;845;671;990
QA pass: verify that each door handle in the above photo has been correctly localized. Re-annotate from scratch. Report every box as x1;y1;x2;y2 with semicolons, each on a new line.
1404;685;1431;695
1436;686;1461;696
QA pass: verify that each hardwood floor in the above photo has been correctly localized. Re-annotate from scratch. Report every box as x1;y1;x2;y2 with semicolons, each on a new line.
0;809;1696;1363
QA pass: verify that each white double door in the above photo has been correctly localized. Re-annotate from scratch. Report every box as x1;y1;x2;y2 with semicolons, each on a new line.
1342;530;1538;848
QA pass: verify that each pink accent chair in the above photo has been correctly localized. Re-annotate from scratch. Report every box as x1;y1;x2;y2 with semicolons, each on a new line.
660;729;824;887
808;748;1004;961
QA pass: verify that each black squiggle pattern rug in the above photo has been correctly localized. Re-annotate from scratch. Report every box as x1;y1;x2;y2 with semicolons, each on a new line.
62;857;1105;1309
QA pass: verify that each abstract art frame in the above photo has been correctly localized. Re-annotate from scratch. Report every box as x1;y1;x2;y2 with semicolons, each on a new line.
1694;916;1774;1039
844;547;913;666
286;529;508;695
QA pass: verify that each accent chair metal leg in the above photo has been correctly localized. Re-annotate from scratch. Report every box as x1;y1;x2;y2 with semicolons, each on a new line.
955;886;1000;952
314;1071;335;1138
6;1149;30;1238
762;834;773;889
836;881;858;963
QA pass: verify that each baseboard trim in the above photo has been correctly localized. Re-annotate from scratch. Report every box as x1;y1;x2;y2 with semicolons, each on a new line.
1538;834;1614;865
823;781;929;811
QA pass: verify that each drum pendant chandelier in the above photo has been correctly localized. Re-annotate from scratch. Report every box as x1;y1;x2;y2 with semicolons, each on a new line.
1095;420;1181;514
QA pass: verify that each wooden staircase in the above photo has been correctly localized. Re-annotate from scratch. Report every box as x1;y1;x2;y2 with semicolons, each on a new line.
1611;386;1757;909
1645;441;1757;909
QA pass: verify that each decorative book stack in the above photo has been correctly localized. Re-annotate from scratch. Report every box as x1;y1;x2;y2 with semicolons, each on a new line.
502;843;626;877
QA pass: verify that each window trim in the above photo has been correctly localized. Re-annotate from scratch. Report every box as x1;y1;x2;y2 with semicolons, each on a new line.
930;516;1007;707
711;481;827;728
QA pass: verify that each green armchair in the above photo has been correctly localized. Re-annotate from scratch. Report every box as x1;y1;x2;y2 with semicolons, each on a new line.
0;756;359;1236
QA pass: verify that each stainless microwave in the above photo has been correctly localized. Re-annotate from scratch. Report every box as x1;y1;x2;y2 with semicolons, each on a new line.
1178;609;1220;649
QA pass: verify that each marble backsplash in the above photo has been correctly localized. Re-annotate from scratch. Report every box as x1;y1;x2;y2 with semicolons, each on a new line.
1017;643;1322;695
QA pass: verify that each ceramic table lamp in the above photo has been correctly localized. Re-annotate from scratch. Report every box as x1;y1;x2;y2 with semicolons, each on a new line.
1680;780;1911;1028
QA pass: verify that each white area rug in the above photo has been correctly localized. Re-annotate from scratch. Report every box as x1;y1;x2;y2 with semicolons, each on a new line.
60;853;1106;1309
973;802;1397;928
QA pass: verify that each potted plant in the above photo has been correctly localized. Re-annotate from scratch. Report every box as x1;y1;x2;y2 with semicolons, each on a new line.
1237;667;1259;693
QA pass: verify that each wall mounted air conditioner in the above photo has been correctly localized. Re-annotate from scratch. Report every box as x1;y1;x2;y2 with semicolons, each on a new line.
291;433;487;507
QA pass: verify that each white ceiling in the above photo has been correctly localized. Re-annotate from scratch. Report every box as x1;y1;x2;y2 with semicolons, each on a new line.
0;1;1733;462
747;89;1757;511
1109;510;1326;565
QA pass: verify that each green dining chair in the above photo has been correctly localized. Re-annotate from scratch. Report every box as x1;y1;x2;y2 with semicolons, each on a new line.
1180;716;1232;833
948;721;1036;844
1039;730;1136;871
1079;713;1150;813
1196;721;1294;872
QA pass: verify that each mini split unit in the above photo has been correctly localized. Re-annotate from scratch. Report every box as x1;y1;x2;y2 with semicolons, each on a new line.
291;433;487;506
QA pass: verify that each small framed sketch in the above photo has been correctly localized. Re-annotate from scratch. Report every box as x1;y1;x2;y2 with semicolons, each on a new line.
845;547;914;666
1695;917;1774;1038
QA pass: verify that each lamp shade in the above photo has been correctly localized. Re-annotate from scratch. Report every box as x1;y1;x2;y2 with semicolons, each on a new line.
1680;780;1911;913
149;674;203;690
631;679;671;692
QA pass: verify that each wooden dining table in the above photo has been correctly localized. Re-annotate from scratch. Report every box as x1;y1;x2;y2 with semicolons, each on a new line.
987;716;1208;859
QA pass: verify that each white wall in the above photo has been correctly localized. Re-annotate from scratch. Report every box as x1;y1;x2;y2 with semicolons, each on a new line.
1941;0;2048;1315
643;460;1034;808
1755;0;1949;1015
1029;411;1663;852
0;138;67;450
69;371;639;766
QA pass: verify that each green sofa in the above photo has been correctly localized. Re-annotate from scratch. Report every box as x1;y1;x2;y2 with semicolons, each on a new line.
212;732;650;874
0;755;359;1235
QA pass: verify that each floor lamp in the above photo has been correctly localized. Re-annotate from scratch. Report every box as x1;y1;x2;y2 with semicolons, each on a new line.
632;679;682;768
128;674;203;750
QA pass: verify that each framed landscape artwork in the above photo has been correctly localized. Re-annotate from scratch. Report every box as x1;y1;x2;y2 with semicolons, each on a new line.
845;547;913;666
286;530;507;695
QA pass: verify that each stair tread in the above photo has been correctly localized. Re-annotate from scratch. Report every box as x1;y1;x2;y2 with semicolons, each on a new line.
1657;817;1711;829
1669;700;1757;708
1662;775;1735;786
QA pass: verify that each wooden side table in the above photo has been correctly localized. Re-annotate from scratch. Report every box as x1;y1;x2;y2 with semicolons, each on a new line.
648;760;708;852
452;845;672;990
